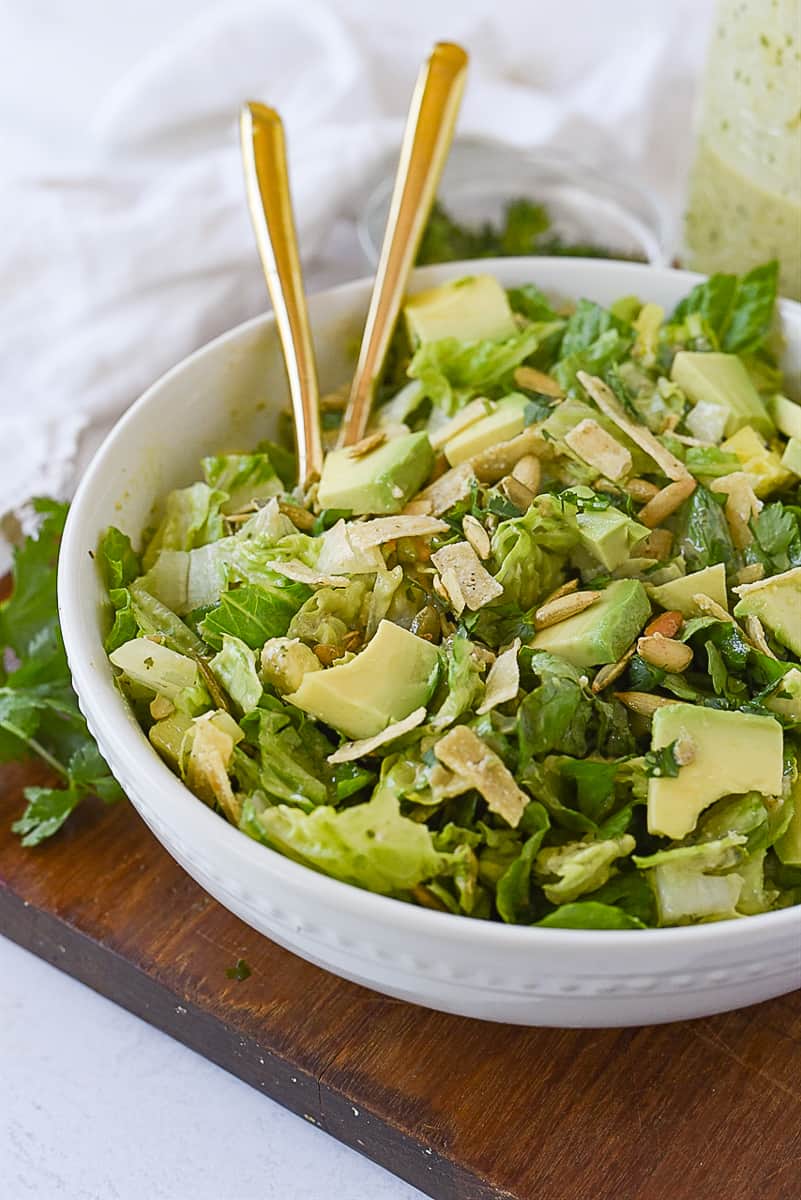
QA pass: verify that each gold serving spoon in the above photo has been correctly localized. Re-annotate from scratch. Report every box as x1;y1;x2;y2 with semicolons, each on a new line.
240;102;323;488
340;42;469;447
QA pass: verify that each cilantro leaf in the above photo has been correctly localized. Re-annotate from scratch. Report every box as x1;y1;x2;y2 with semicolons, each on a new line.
1;500;123;844
644;741;682;779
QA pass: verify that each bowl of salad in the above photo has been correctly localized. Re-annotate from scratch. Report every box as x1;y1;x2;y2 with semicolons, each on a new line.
59;257;801;1026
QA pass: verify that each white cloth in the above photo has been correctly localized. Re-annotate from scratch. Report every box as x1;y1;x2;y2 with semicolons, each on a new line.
1;0;715;566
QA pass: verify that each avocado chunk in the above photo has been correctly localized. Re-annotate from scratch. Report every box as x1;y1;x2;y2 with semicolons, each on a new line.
768;393;801;442
647;704;784;840
649;563;729;617
531;578;650;669
734;567;801;657
781;436;801;478
317;432;434;515
444;394;528;465
285;619;440;739
721;426;791;497
573;508;651;572
776;767;801;867
670;351;774;438
404;275;517;346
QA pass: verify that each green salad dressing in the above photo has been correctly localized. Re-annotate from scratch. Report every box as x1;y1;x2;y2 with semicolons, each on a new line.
685;0;801;299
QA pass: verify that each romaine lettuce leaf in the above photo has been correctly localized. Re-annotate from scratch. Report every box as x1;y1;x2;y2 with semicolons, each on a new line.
536;901;645;929
670;261;778;355
199;582;309;651
240;788;454;895
517;653;593;764
674;485;740;573
142;482;227;570
201;451;282;513
430;634;484;730
490;496;578;610
209;635;263;714
495;801;550;922
534;835;636;903
408;321;564;414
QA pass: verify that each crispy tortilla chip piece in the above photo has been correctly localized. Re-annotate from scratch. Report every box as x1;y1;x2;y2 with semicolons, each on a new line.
348;514;448;548
269;560;350;587
431;541;504;611
564;418;632;481
408;462;476;517
434;725;528;828
327;707;428;763
577;371;690;481
476;638;521;714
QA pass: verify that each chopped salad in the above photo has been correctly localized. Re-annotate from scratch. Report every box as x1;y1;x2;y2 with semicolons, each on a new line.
100;262;801;929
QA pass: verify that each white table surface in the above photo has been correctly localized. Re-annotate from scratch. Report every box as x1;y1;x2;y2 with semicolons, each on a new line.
0;936;423;1200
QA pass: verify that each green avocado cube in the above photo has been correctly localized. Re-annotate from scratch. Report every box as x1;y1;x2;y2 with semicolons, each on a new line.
285;619;440;740
647;704;784;840
531;578;651;669
671;351;775;438
649;563;729;617
444;394;528;466
734;567;801;657
317;432;434;515
404;275;517;345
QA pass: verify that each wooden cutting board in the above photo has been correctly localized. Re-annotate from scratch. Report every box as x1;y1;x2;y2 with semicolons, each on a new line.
2;758;801;1200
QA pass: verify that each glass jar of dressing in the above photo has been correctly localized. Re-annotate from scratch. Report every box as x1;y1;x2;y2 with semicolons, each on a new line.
684;0;801;299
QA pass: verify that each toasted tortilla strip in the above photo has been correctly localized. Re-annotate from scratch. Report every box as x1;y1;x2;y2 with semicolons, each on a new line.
327;706;427;763
431;541;504;611
438;567;466;616
269;559;350;587
409;462;476;516
476;638;521;714
564;418;632;481
434;725;528;827
577;371;690;481
348;514;448;548
316;520;384;574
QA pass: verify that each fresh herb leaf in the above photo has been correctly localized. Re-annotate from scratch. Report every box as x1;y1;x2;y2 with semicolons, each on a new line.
1;501;123;844
644;741;682;779
225;958;252;981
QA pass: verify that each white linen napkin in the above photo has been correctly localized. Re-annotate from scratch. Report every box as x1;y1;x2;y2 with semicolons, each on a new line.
0;0;714;566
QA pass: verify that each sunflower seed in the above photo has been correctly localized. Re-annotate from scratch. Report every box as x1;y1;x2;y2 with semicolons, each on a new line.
744;614;778;660
591;644;636;693
346;431;387;458
637;477;697;528
513;365;564;397
499;475;535;511
535;590;600;629
614;691;676;717
637;634;694;673
625;477;661;503
462;514;491;559
542;577;580;605
511;454;542;494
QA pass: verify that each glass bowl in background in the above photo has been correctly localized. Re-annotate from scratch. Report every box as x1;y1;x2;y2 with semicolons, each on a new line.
358;136;670;269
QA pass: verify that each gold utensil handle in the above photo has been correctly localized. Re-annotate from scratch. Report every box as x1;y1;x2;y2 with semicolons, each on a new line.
340;42;468;446
240;102;323;487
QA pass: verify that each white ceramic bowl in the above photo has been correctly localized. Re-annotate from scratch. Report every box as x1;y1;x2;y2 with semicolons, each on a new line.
59;259;801;1027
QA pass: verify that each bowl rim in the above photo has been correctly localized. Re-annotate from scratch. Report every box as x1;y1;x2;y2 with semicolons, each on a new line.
58;256;801;953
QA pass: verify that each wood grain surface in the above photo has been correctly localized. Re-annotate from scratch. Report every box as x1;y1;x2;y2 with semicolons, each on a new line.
2;757;800;1200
